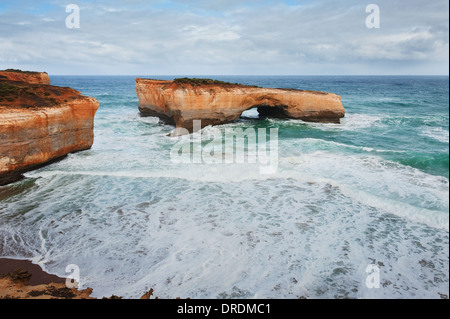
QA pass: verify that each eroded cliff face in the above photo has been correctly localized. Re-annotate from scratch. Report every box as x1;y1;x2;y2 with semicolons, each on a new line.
0;71;99;185
136;78;346;133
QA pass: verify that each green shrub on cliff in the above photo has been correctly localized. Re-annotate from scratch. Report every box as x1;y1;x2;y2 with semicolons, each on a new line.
0;82;20;94
2;69;38;74
173;77;258;87
0;82;59;108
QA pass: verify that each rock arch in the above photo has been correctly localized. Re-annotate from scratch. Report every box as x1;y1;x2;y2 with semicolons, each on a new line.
136;78;346;134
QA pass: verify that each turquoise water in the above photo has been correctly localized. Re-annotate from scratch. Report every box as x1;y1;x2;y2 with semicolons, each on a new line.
0;76;448;299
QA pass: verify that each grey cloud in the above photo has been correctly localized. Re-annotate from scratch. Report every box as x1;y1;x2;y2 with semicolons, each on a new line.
0;0;448;75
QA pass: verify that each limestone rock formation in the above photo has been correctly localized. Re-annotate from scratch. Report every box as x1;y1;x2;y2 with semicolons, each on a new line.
0;70;99;185
136;78;345;133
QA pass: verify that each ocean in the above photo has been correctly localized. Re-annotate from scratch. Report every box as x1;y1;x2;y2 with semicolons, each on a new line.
0;76;448;299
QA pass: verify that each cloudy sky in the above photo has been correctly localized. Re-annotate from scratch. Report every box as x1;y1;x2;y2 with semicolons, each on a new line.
0;0;448;75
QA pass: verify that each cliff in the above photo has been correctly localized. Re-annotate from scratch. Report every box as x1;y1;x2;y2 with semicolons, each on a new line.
0;70;99;185
136;78;345;133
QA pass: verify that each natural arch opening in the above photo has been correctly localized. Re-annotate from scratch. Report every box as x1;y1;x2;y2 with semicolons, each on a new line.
239;105;289;120
256;105;289;119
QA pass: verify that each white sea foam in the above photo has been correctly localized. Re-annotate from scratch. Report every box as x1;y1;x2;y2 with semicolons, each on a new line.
279;151;449;230
24;143;449;232
420;127;450;144
5;167;449;300
285;137;406;154
282;113;385;132
4;164;449;299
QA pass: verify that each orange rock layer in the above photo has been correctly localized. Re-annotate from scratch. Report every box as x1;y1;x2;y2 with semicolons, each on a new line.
136;79;346;133
0;71;99;185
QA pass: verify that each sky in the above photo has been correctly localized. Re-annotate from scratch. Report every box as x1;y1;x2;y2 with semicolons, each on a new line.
0;0;448;75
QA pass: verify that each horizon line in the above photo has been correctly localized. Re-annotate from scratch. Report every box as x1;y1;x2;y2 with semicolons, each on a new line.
47;74;450;77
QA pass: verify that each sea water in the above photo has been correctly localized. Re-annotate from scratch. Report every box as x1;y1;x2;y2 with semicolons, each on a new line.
0;76;448;299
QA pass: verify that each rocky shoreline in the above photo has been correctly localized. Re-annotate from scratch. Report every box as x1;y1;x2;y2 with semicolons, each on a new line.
0;258;95;299
0;258;158;299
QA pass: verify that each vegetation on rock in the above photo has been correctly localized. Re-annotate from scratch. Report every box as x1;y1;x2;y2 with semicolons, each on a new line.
173;77;258;87
1;69;41;74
